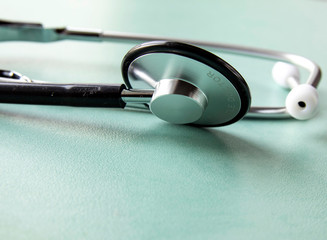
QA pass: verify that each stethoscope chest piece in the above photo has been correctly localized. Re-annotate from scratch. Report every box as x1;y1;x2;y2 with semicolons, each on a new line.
122;41;251;127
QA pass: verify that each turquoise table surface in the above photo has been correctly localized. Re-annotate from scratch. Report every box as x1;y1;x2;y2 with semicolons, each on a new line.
0;0;326;239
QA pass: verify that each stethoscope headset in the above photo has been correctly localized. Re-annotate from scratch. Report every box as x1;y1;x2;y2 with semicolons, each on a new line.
0;19;322;127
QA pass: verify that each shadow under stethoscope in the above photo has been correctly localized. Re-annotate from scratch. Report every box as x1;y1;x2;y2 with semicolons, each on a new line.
0;106;275;163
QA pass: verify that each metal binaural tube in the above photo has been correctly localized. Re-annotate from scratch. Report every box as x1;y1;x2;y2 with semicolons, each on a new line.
56;27;321;87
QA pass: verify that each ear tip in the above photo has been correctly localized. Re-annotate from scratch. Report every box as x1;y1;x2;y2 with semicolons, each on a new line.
272;62;300;89
286;84;319;120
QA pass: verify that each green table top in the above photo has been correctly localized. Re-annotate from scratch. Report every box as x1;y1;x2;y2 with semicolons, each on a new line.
0;0;326;239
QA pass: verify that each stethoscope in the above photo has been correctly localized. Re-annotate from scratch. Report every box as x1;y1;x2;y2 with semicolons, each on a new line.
0;19;322;127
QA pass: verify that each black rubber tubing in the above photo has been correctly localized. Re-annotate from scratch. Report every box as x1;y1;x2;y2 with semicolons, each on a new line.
0;82;126;108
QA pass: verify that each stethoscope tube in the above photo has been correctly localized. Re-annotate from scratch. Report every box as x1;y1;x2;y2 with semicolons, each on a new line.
0;80;154;108
0;82;126;108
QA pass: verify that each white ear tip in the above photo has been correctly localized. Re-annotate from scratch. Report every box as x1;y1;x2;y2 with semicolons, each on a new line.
272;62;300;88
286;84;319;120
